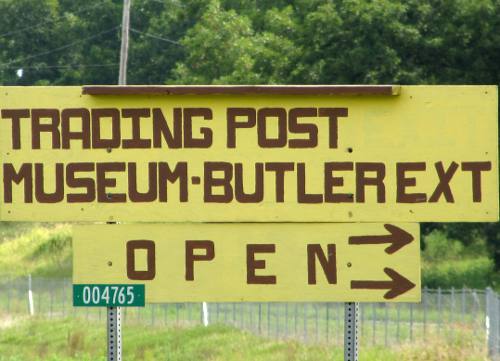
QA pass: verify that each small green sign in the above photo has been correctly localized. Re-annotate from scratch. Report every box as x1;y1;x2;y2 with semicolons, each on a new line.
73;284;145;307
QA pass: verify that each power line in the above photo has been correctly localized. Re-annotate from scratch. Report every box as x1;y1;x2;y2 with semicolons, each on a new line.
0;26;119;68
130;28;181;45
0;0;108;39
144;0;185;8
3;63;119;70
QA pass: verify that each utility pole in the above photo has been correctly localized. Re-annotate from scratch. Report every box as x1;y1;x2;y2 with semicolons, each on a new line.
118;0;131;85
108;2;131;360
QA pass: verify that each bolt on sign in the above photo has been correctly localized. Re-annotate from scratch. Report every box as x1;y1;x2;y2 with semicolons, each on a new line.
0;85;497;222
73;223;420;302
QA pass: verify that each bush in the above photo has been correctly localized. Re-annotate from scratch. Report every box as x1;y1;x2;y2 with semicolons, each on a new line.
423;257;494;289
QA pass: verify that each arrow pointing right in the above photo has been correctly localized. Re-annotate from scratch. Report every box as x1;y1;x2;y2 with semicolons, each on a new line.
348;224;414;254
350;267;416;300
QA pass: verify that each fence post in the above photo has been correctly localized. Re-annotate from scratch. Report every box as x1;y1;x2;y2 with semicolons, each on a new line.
315;304;319;342
396;303;400;343
6;280;11;314
437;287;442;335
49;280;54;319
202;302;209;326
285;303;289;339
336;302;341;344
423;287;428;340
303;303;308;342
372;303;376;345
275;304;280;338
486;287;499;358
326;303;330;343
461;287;466;324
409;303;413;342
258;303;262;334
450;287;455;339
28;274;34;316
384;305;388;347
294;303;298;337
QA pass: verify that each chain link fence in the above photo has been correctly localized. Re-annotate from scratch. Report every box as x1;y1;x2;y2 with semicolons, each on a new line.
0;277;499;357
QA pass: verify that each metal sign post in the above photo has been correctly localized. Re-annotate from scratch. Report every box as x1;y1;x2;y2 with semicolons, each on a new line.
107;306;122;361
344;302;359;361
107;0;130;359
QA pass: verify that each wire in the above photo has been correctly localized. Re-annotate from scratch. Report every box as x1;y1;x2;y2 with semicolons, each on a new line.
0;0;108;39
144;0;185;8
0;26;120;68
3;63;119;70
130;28;181;46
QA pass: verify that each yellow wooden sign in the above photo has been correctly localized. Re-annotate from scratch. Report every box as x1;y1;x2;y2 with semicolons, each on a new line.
0;85;497;222
73;223;420;302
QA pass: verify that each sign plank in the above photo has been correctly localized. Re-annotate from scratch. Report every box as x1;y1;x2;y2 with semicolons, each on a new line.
73;223;421;302
0;86;497;222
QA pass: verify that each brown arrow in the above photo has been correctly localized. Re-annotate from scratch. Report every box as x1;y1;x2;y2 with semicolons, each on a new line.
351;267;416;300
348;224;413;254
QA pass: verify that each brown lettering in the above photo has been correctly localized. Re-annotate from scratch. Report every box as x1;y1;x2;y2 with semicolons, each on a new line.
122;108;152;149
307;244;337;284
91;108;121;149
288;108;318;148
356;162;386;203
127;240;156;280
183;108;212;148
152;108;182;148
246;244;276;284
1;109;29;149
61;108;91;149
204;162;233;203
297;163;323;203
61;108;90;149
3;163;33;203
325;162;354;203
257;108;287;148
318;108;348;149
158;162;188;203
429;161;459;203
235;163;264;203
396;162;426;203
158;162;188;202
128;162;157;202
96;162;126;202
34;163;64;203
66;163;96;202
227;108;256;148
265;162;294;202
32;109;60;149
462;161;492;202
185;240;215;281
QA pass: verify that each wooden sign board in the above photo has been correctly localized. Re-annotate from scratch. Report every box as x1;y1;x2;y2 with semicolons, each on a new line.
0;85;497;222
73;223;420;302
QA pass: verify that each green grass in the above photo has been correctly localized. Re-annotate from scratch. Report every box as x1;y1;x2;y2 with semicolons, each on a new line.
0;318;487;361
0;224;71;278
0;222;51;244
